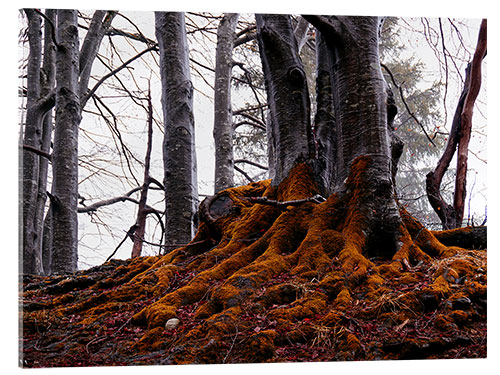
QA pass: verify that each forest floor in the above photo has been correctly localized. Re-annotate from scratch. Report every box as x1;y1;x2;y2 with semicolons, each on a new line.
20;165;487;367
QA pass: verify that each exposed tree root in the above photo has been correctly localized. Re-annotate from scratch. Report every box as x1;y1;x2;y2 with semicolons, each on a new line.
20;159;486;367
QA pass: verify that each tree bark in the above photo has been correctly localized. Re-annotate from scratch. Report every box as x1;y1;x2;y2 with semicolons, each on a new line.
78;11;116;100
21;9;44;275
155;12;199;250
256;14;314;187
313;29;337;195
51;10;81;274
453;19;487;228
426;19;486;229
131;88;154;258
304;16;402;256
213;13;239;193
32;9;57;276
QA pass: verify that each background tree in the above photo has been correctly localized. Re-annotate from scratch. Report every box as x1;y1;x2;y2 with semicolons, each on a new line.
155;12;199;251
426;19;487;229
213;13;239;193
21;9;55;275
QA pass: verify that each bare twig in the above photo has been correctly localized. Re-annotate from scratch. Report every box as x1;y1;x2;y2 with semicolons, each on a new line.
234;165;254;183
381;63;436;147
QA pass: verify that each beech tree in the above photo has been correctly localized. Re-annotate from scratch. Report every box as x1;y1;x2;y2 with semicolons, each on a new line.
21;9;117;274
426;19;487;229
257;14;401;256
213;13;239;193
21;12;487;366
155;12;199;251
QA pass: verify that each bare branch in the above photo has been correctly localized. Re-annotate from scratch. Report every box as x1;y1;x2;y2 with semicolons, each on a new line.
22;144;52;161
234;159;268;170
234;165;254;183
82;45;158;106
241;194;326;209
381;63;436;147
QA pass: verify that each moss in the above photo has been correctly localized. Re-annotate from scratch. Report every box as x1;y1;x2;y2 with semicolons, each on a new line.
243;330;278;362
375;262;402;279
21;160;487;365
334;288;352;307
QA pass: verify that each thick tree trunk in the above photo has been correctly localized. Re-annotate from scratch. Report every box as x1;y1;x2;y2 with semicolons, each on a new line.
306;16;402;256
51;10;81;274
155;12;199;251
213;13;239;193
256;14;314;187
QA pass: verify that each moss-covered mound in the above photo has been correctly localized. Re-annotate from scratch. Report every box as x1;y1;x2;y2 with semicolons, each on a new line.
20;158;486;367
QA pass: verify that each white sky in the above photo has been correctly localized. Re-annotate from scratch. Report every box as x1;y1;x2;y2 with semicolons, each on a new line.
4;0;500;374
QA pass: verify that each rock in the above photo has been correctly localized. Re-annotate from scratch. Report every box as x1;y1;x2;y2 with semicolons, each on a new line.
165;318;180;330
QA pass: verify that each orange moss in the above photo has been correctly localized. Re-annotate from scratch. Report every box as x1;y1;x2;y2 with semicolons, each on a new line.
21;157;487;366
277;163;319;201
334;288;352;307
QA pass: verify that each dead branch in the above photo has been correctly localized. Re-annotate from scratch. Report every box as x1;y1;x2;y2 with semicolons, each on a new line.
234;165;254;183
241;194;326;209
234;159;268;170
453;19;487;227
131;85;154;258
22;144;52;161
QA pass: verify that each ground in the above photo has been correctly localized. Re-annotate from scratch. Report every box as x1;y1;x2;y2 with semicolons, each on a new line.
20;159;486;367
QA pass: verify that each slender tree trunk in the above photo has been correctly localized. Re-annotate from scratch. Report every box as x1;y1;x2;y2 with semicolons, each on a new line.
51;10;81;274
155;12;199;251
453;19;487;227
21;9;43;275
426;65;470;229
78;11;116;100
213;13;239;193
34;9;56;275
256;14;314;187
41;206;53;275
131;88;154;258
426;19;486;229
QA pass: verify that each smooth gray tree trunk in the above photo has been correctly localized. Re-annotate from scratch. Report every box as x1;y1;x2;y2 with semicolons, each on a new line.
313;29;337;196
33;9;56;275
51;10;81;274
155;12;199;251
21;10;44;275
304;16;402;256
78;11;116;102
213;13;239;193
42;10;114;274
256;14;314;187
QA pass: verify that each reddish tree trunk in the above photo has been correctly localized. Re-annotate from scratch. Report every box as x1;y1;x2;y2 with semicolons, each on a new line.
453;19;487;227
131;88;154;258
426;19;486;229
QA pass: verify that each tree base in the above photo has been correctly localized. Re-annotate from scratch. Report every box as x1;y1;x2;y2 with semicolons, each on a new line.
20;161;486;366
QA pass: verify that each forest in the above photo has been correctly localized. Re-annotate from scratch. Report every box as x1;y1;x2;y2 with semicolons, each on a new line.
17;6;488;370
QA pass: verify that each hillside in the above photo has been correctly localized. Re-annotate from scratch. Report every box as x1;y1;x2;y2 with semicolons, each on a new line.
20;163;487;367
